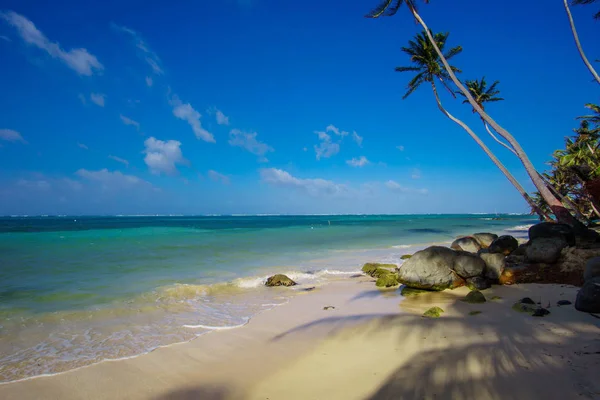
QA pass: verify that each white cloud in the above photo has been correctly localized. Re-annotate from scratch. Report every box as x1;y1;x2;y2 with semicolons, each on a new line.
260;168;347;197
215;109;229;125
208;170;230;184
385;180;428;195
17;179;51;190
171;95;215;143
396;145;405;151
1;11;103;76
90;93;105;107
108;155;129;167
112;24;163;75
76;169;150;188
229;129;273;157
0;35;11;42
352;131;363;147
0;129;26;143
77;142;88;150
120;114;140;130
145;76;153;87
346;156;369;167
411;168;422;179
326;124;348;137
143;137;187;175
313;131;339;160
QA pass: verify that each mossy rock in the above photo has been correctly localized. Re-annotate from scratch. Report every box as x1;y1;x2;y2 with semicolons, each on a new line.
376;274;399;288
361;263;397;278
462;290;486;304
491;296;503;301
468;310;482;316
423;306;444;318
400;286;430;297
512;302;537;314
400;254;412;260
265;274;297;287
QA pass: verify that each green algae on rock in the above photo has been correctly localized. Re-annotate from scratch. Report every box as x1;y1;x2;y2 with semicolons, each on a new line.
376;274;399;288
423;306;444;318
462;290;486;304
400;286;430;297
265;274;297;287
361;263;397;278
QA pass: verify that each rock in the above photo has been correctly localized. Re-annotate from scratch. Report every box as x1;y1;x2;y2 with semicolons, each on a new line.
466;277;490;291
510;243;529;257
469;311;482;316
451;236;481;253
491;296;502;300
529;222;576;246
520;297;536;304
512;302;537;314
423;306;444;318
265;274;297;287
575;277;600;313
400;254;412;260
584;256;600;281
376;274;399;288
453;251;486;278
397;246;465;291
471;232;498;248
479;250;506;280
400;286;430;296
557;300;572;306
463;290;486;303
525;237;568;264
532;307;550;317
361;263;397;278
323;306;335;310
488;235;519;255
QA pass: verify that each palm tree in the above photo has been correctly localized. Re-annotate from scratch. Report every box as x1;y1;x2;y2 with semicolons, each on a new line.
397;31;550;220
571;0;600;19
577;103;600;134
366;1;579;225
563;0;600;84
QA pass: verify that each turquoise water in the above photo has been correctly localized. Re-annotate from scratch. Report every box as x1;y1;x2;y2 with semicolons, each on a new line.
0;214;535;382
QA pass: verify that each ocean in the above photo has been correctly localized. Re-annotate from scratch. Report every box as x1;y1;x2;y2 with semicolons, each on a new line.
0;214;536;383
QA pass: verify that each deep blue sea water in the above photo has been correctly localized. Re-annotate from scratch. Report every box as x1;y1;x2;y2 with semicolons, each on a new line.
0;214;536;382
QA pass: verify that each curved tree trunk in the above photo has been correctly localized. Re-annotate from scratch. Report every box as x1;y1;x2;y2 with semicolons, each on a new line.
408;5;579;225
484;121;517;155
430;81;551;221
563;0;600;85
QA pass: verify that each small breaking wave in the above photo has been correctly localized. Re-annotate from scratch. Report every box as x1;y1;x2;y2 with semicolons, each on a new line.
183;319;249;330
507;224;534;232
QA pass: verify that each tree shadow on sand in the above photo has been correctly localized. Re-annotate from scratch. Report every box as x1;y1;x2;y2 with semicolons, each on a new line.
155;385;241;400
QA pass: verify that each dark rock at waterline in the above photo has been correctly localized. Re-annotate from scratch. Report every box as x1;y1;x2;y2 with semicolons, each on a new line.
525;237;568;264
575;277;600;313
265;274;297;287
532;307;550;317
479;250;506;281
584;256;600;281
451;236;481;253
466;277;490;291
529;222;576;247
362;263;397;278
471;232;498;249
557;300;572;306
488;235;519;256
397;246;464;291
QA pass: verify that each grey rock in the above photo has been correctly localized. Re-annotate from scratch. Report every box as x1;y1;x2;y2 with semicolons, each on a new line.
453;251;486;278
532;307;550;317
479;250;506;280
451;236;482;253
397;246;463;291
471;232;499;249
520;297;536;305
575;277;600;313
557;300;572;306
584;256;600;281
529;222;576;246
466;276;490;291
488;235;519;255
510;243;529;257
525;237;568;264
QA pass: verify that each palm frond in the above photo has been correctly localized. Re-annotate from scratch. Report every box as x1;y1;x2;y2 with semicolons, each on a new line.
443;45;463;60
395;66;422;72
365;0;401;18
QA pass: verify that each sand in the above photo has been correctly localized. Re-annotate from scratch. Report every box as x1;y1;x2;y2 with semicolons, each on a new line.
0;277;599;400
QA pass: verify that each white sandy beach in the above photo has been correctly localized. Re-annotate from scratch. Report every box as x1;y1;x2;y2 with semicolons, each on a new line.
0;275;598;400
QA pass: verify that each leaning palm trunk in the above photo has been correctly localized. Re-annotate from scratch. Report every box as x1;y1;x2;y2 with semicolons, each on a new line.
563;0;600;85
430;81;551;220
407;5;579;225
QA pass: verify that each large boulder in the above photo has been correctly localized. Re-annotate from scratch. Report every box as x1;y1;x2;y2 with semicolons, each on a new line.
584;256;600;281
488;235;519;255
466;276;490;291
397;246;465;291
453;251;486;278
529;222;576;246
525;237;568;264
575;277;600;313
479;250;506;280
451;237;481;253
265;274;297;287
472;232;498;249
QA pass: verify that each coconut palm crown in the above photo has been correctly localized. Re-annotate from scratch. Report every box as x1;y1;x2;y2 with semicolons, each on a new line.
457;77;504;112
365;0;428;18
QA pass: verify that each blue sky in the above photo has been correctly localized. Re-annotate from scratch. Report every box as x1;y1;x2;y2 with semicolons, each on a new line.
0;0;598;215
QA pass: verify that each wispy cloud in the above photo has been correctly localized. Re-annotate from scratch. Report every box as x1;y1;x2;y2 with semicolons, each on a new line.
143;137;187;175
385;180;428;195
208;107;230;126
208;170;230;185
0;128;26;143
346;156;369;167
120;114;140;130
112;24;163;75
326;124;348;137
260;168;347;197
90;93;105;107
108;155;129;167
1;11;103;76
170;95;215;143
396;145;405;151
77;142;88;150
76;168;151;189
313;131;339;160
0;35;11;42
229;129;273;158
411;168;421;179
145;76;153;87
352;131;363;147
